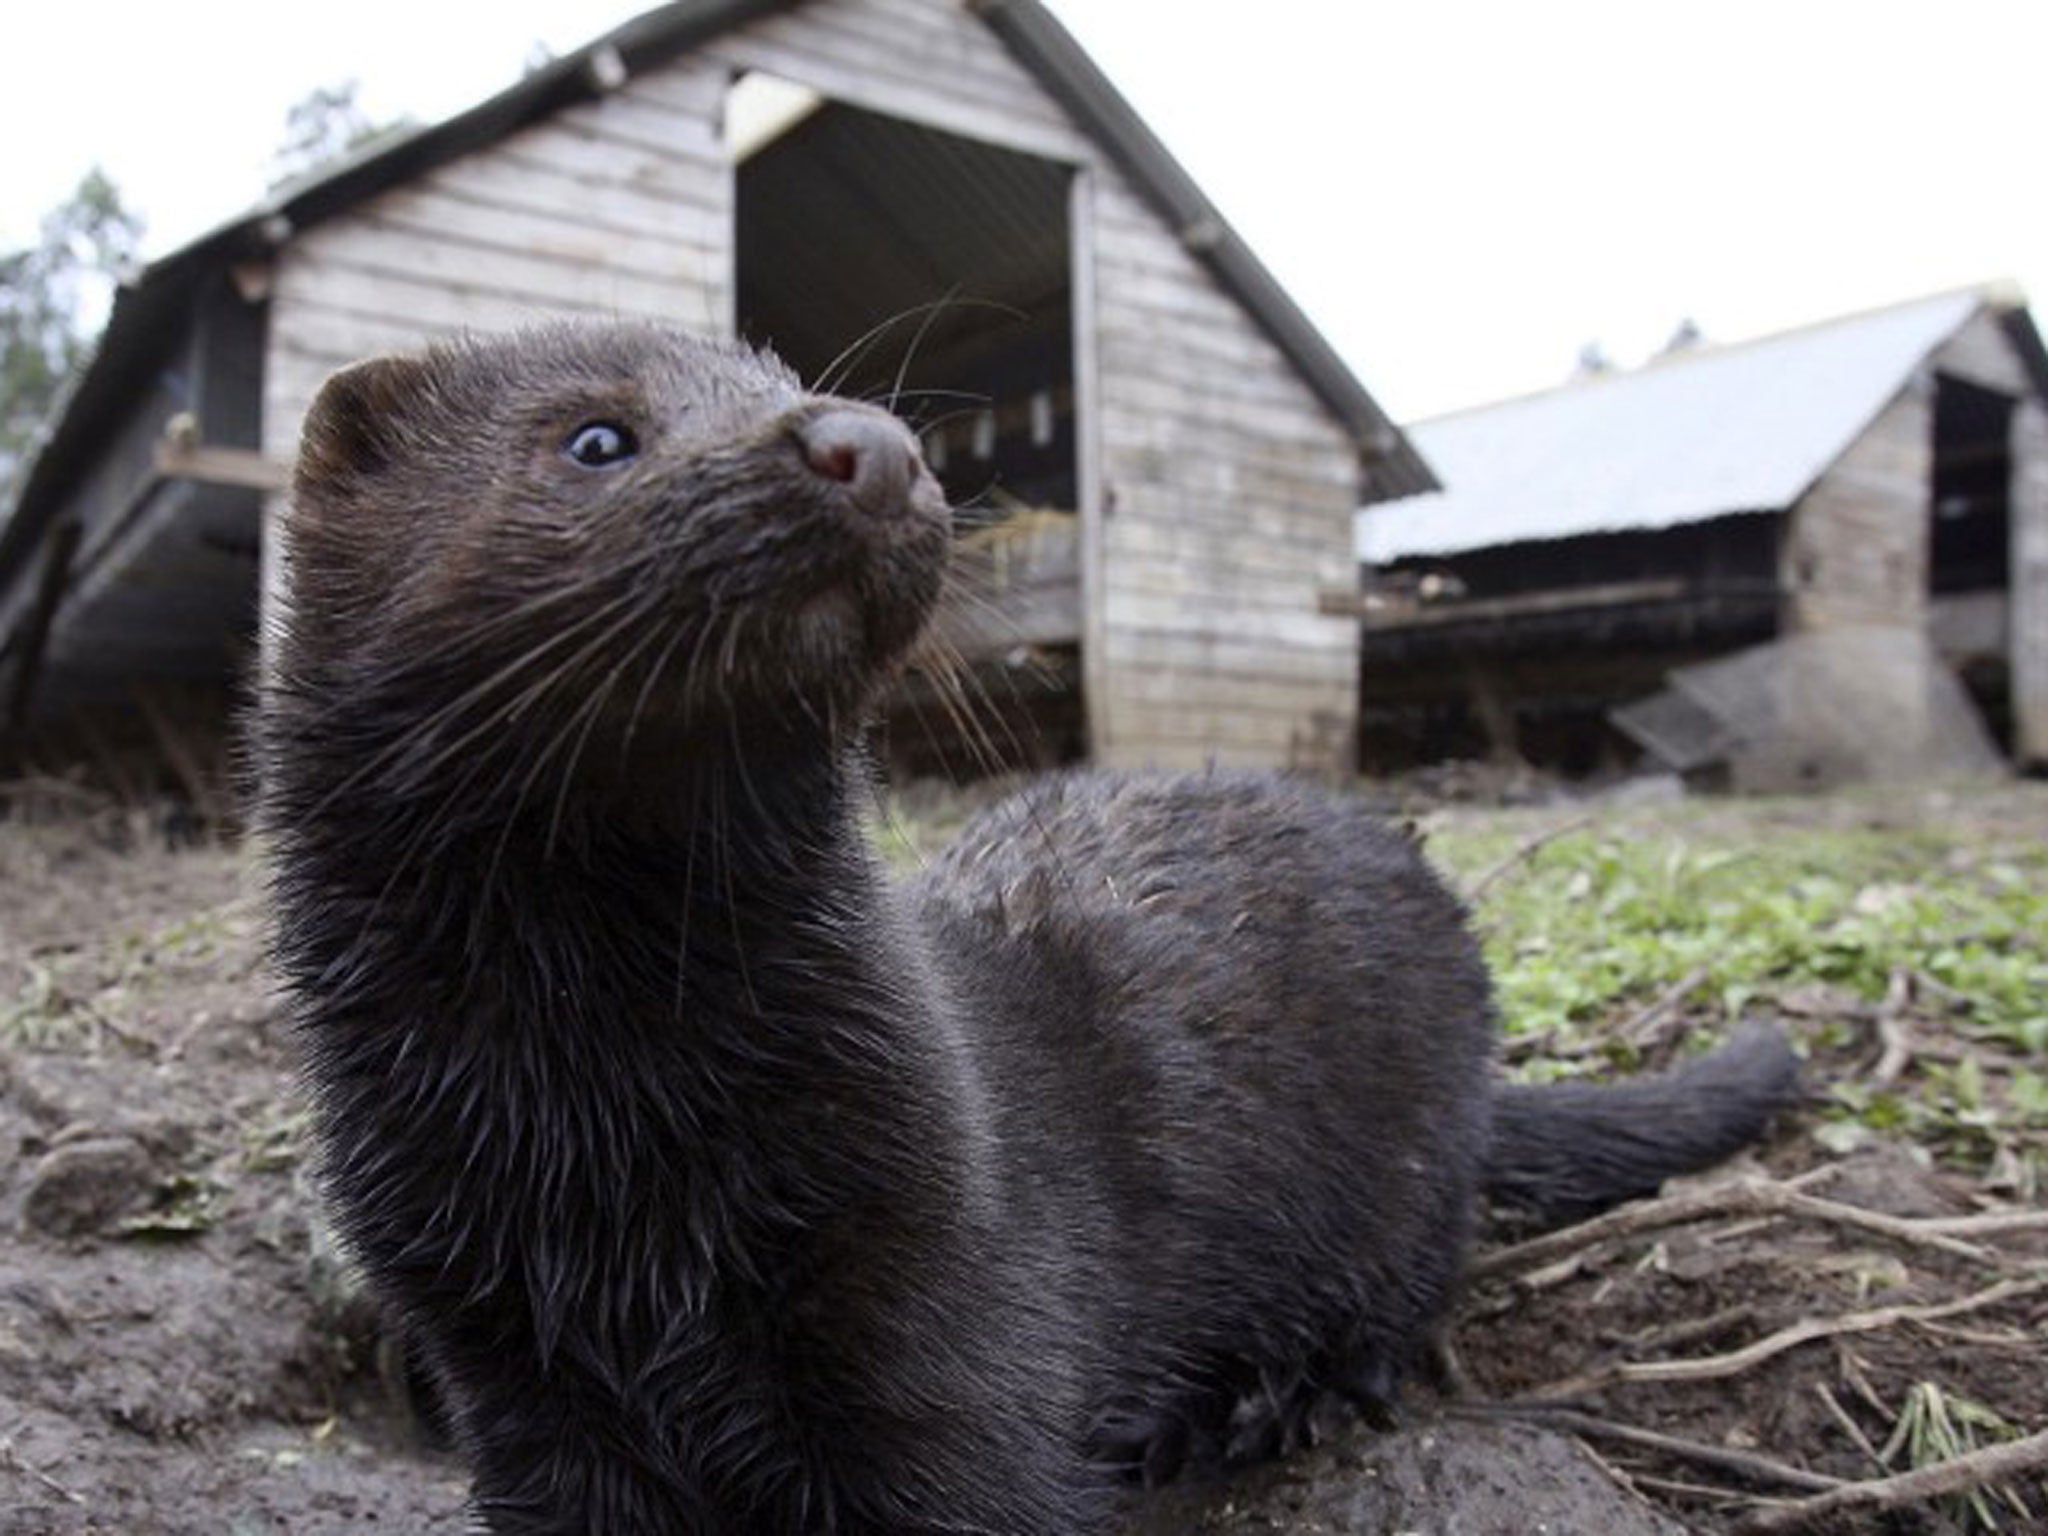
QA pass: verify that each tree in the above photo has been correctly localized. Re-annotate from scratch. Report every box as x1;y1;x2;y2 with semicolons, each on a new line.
269;81;399;190
0;168;143;498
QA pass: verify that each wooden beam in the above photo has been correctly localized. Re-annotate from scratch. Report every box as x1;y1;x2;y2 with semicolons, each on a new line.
154;440;294;494
1322;577;1695;628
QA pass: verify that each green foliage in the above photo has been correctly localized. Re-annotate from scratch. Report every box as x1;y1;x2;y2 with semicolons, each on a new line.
1428;794;2048;1176
1433;811;2047;1051
0;167;142;494
1881;1380;2034;1531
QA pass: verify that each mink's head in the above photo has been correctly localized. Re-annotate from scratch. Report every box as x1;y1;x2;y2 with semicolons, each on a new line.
266;323;950;813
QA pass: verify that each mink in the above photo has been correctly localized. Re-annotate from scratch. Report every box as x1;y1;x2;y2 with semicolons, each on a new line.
255;321;1797;1533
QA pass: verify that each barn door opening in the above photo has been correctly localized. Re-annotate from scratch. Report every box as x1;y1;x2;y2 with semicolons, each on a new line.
728;74;1084;779
1931;374;2015;595
1929;372;2017;750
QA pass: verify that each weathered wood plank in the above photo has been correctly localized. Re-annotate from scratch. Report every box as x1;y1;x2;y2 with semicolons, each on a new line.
1088;210;1231;281
1105;514;1355;578
490;118;735;200
421;156;729;246
1102;589;1356;650
265;269;711;452
1109;514;1347;577
1093;260;1242;333
1095;335;1333;429
1101;395;1358;471
1094;313;1323;406
1104;560;1325;613
1097;456;1356;530
1090;173;1164;234
555;94;730;169
1106;515;1348;578
361;181;725;278
1100;390;1353;462
1102;554;1342;611
1101;419;1357;491
155;441;292;494
270;304;467;367
303;204;726;298
616;58;731;117
276;246;720;334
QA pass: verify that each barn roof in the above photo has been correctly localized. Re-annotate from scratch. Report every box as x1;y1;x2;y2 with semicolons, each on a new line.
1;0;1429;611
1355;287;2040;564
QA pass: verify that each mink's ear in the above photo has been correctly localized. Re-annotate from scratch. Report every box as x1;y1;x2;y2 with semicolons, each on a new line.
294;353;434;494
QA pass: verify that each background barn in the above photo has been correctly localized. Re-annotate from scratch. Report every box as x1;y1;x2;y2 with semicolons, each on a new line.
0;0;1429;795
1349;287;2048;787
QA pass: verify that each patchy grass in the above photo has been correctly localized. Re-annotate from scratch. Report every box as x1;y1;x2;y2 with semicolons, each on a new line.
1424;785;2048;1191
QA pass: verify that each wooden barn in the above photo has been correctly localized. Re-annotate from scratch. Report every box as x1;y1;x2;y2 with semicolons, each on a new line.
1348;288;2048;783
0;0;1429;792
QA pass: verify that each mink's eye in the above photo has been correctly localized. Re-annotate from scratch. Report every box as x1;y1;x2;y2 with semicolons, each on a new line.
563;421;637;467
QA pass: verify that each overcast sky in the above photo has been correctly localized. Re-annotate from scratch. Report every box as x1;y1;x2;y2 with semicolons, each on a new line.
3;1;2043;421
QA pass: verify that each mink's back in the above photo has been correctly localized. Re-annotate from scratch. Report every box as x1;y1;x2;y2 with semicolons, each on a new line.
905;769;1497;1458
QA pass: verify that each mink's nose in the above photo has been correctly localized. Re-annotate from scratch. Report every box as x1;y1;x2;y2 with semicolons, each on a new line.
798;409;924;518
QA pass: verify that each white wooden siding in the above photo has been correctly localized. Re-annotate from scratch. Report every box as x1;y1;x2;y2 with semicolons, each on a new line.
1087;171;1359;772
262;56;732;460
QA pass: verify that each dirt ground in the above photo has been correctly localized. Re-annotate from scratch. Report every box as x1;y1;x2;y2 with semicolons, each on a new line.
1;782;2044;1535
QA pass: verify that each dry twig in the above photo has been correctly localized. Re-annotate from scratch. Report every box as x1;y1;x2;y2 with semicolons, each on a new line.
1730;1427;2048;1534
1472;1178;2008;1283
1630;1472;1782;1508
1464;1405;1842;1493
1871;967;1916;1085
0;1437;84;1505
1623;1303;1758;1356
1617;965;1711;1049
1462;813;1593;903
1813;1382;1886;1473
1517;1275;2048;1403
1907;968;1972;1012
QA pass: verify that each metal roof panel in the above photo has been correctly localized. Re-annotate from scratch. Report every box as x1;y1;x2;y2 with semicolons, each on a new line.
1356;289;1988;563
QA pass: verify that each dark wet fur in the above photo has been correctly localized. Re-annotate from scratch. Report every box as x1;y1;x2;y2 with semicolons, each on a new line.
255;322;1799;1533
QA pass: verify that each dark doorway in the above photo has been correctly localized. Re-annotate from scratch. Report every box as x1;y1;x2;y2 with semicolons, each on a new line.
1930;373;2015;595
732;82;1077;517
729;80;1086;777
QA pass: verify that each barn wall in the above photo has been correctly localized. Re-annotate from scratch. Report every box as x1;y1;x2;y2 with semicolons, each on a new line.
262;61;734;460
1086;173;1361;774
1783;380;1933;630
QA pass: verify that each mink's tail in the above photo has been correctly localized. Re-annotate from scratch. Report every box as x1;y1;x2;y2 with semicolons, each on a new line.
1482;1024;1802;1226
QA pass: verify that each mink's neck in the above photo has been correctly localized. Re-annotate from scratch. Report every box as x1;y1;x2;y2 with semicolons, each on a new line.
274;741;976;1358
